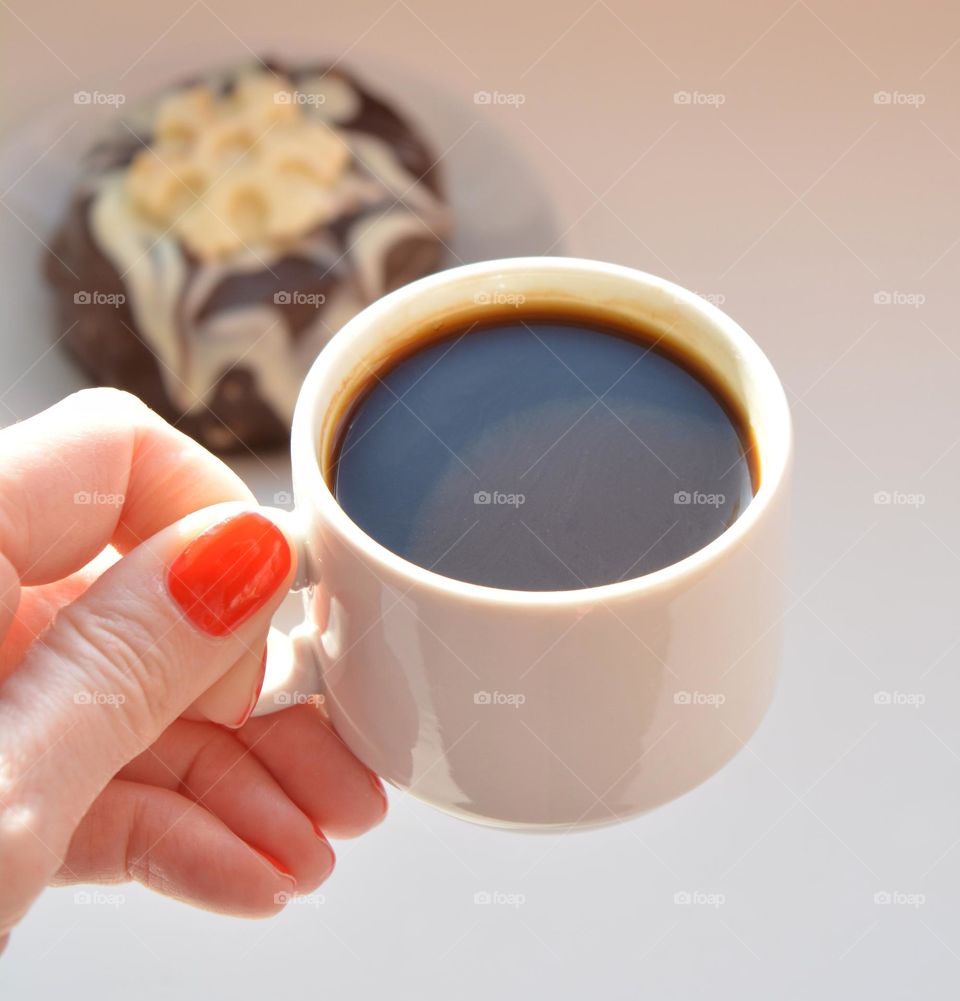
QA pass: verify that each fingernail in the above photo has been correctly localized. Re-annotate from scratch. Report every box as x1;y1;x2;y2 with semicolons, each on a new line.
368;771;388;814
227;648;267;729
312;831;337;879
168;513;292;636
252;847;297;887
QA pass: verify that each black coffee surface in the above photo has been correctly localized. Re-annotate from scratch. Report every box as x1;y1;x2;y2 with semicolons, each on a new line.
332;317;756;590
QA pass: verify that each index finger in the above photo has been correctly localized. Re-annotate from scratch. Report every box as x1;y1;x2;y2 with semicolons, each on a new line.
0;388;254;586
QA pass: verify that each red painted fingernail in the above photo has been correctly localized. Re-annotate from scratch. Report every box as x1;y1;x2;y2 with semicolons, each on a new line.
168;513;291;636
252;847;296;885
228;648;268;729
315;834;337;878
368;771;388;813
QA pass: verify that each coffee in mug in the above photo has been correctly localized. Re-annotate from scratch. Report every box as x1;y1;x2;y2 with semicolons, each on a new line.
329;306;758;591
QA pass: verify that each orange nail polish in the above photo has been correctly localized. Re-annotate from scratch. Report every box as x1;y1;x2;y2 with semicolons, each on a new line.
168;513;291;636
252;847;297;884
308;832;336;879
228;648;268;729
368;771;389;813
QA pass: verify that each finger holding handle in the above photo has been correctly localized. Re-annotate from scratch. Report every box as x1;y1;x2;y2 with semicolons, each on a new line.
0;503;296;936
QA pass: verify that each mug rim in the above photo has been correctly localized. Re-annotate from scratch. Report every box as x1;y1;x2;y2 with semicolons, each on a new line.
291;256;793;607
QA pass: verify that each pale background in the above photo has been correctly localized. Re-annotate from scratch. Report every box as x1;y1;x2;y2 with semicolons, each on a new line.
1;0;959;997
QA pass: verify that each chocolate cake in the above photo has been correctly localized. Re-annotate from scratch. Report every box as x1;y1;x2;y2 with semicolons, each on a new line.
46;60;452;452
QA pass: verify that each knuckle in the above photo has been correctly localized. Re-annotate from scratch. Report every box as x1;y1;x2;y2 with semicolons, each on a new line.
124;792;163;889
48;598;176;738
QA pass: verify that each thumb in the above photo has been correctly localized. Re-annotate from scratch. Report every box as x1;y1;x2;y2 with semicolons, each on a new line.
0;505;295;914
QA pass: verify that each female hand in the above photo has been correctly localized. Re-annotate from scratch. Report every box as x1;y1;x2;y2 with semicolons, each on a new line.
0;390;387;953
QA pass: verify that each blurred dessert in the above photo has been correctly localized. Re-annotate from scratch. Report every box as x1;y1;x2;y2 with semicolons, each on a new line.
46;60;451;451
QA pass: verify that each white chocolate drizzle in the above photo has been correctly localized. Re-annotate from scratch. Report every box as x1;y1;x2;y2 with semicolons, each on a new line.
84;66;451;427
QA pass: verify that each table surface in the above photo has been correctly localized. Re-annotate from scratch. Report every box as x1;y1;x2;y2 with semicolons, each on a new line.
1;1;959;997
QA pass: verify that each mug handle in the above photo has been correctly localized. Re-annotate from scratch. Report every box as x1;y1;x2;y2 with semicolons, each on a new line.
249;508;328;717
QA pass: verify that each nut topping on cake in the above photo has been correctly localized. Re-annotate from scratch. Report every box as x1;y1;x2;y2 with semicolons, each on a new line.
126;71;351;259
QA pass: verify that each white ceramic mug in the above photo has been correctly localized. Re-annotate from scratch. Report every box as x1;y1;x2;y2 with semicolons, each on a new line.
255;257;792;830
